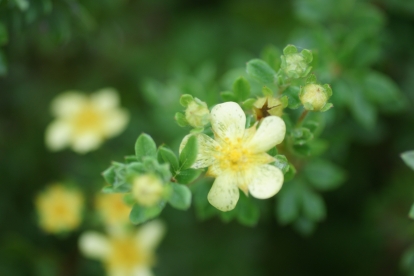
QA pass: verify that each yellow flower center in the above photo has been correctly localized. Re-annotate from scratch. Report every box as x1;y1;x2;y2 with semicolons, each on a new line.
107;237;150;272
216;138;252;172
72;105;104;133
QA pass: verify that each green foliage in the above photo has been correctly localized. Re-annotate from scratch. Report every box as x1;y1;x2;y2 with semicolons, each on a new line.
179;135;198;170
167;183;192;210
135;134;157;161
130;203;165;225
246;59;277;84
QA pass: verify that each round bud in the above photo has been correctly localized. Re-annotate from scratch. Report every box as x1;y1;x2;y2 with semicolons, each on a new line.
132;174;164;207
185;98;210;128
300;84;329;111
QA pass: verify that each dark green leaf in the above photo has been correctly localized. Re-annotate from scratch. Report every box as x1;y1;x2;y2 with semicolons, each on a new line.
304;159;346;191
135;134;157;160
159;147;179;173
129;203;165;225
274;155;289;174
179;135;198;170
221;91;236;102
175;168;202;184
302;188;326;222
232;77;250;101
276;182;300;225
102;166;116;185
246;59;276;84
168;183;192;210
236;194;260;226
261;45;281;71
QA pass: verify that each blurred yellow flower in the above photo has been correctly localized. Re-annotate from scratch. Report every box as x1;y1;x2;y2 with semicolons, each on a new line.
132;174;164;207
95;193;131;228
79;220;165;276
180;102;286;212
35;184;84;234
45;88;129;154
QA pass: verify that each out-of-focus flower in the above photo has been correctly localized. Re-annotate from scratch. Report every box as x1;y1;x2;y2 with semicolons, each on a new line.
95;193;131;228
35;184;84;234
45;88;129;154
180;102;286;212
132;174;165;207
79;220;165;276
184;98;210;128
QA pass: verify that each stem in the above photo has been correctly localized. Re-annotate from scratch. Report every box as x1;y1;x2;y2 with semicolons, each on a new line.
296;110;309;127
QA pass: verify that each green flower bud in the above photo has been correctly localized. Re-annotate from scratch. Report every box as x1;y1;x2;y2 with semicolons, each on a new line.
253;96;284;119
280;45;313;79
185;98;210;128
132;174;164;207
299;83;332;111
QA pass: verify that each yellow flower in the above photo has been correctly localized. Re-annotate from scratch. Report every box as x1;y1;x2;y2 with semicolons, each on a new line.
45;88;129;154
180;102;286;211
132;174;165;207
35;184;84;233
79;220;165;276
95;193;131;228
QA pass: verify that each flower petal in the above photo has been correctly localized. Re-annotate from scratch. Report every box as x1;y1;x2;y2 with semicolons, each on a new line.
91;88;120;111
211;102;246;140
103;109;129;137
132;266;154;276
135;220;165;252
179;133;219;169
72;132;102;153
45;120;72;151
246;116;286;153
78;231;111;260
248;164;283;199
207;174;240;211
51;92;87;118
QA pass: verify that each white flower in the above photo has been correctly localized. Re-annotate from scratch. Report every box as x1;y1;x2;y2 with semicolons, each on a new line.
79;220;165;276
45;88;129;154
180;102;286;211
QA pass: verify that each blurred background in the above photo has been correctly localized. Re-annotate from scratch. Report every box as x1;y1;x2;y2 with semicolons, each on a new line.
1;0;414;275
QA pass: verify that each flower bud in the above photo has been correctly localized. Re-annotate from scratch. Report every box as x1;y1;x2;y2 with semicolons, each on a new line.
280;45;313;79
185;98;210;128
299;83;332;111
253;96;284;120
132;174;164;207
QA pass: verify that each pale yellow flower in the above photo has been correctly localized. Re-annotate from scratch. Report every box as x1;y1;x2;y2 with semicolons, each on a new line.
79;220;165;276
95;193;131;228
180;102;286;211
45;88;129;154
35;184;84;233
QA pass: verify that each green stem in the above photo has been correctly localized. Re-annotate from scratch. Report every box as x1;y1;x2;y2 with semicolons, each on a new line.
296;110;309;127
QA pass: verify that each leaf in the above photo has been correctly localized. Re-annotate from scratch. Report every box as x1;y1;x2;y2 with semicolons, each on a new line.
242;98;256;110
276;182;300;225
304;159;346;191
102;166;116;185
221;91;236;102
168;183;192;210
301;188;326;222
179;94;194;107
409;202;414;220
159;147;179;173
135;134;157;160
261;45;281;71
129;203;165;225
179;135;198;170
282;86;301;109
236;194;260;226
293;216;316;237
175;168;202;184
274;155;289;174
401;151;414;171
175;112;188;127
102;184;131;193
246;59;276;84
232;77;250;101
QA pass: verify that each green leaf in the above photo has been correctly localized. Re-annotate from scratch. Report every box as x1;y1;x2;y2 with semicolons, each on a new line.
159;147;179;173
293;216;316;236
282;86;301;109
179;135;198;170
302;188;326;222
236;194;260;226
175;168;202;184
320;103;333;112
261;45;281;71
276;182;300;225
168;183;192;210
124;155;138;164
306;74;317;84
349;86;377;129
284;163;297;182
401;151;414;171
283;44;298;55
0;23;8;46
102;166;116;185
304;159;346;191
232;77;250;101
291;127;313;146
274;155;289;174
409;202;414;220
292;144;311;157
175;112;188;127
221;91;236;102
102;184;131;193
301;49;313;63
179;94;194;107
129;203;165;225
135;134;157;160
262;86;273;96
241;98;256;110
246;59;276;84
